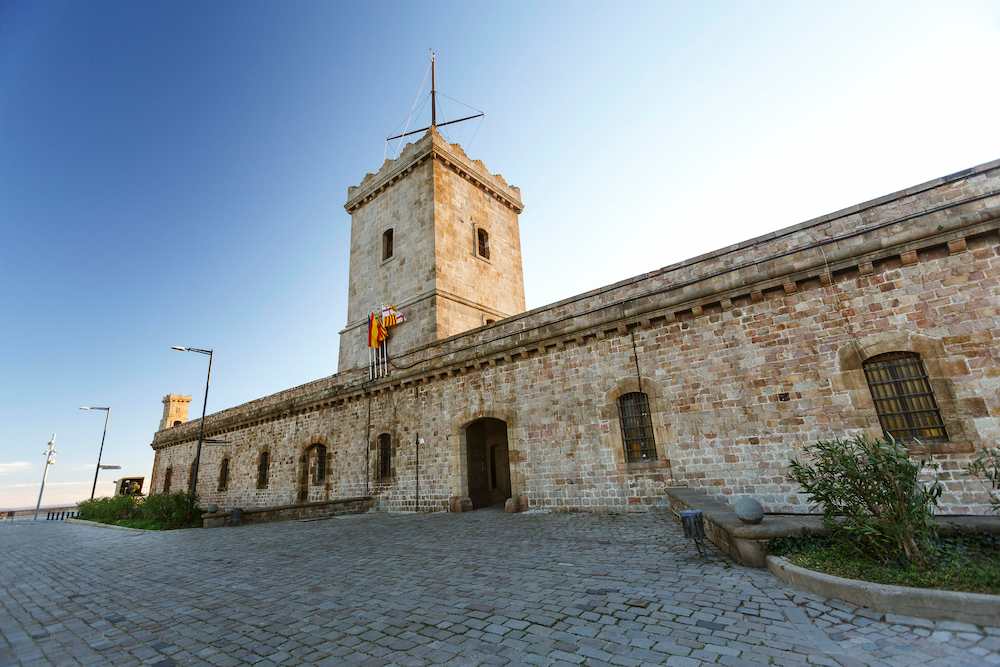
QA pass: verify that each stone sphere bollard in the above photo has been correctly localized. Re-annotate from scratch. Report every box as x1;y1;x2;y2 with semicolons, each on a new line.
734;497;764;524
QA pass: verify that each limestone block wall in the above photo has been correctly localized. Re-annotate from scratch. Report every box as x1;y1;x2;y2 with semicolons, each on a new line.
339;155;436;371
339;130;526;372
152;159;1000;516
432;155;526;329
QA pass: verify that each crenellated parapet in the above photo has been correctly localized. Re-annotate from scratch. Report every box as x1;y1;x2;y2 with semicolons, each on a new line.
345;128;523;214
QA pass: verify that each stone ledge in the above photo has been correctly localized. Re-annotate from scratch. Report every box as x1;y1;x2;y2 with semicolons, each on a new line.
203;497;374;528
767;555;1000;628
665;487;1000;568
65;518;155;534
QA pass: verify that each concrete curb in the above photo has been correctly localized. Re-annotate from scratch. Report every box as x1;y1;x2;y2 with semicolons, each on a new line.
65;518;154;534
767;555;1000;627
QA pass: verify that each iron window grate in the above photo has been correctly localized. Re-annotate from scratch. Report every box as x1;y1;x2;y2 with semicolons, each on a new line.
863;352;947;443
618;392;657;462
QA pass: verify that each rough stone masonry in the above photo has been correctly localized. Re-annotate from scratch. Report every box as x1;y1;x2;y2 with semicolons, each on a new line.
150;127;1000;515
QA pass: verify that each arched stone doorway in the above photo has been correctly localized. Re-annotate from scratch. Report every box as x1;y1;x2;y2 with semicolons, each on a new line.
465;418;511;509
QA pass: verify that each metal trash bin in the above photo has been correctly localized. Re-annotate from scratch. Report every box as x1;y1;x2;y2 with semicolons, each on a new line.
230;508;242;527
679;509;706;556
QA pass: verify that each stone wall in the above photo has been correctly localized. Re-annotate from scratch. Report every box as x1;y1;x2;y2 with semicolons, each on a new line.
152;159;1000;515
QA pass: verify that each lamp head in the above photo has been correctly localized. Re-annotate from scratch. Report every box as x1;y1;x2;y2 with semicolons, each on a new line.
171;346;188;352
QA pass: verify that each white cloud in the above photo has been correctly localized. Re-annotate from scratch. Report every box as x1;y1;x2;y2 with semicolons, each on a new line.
0;461;31;474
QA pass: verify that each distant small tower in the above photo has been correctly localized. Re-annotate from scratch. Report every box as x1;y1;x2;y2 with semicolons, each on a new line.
160;394;192;430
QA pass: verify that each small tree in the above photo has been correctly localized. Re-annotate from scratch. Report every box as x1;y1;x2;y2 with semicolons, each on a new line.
967;448;1000;514
789;435;941;566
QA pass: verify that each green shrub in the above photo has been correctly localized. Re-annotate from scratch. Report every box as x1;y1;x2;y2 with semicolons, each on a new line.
78;491;200;530
140;492;202;530
966;448;1000;514
78;494;139;523
789;435;941;566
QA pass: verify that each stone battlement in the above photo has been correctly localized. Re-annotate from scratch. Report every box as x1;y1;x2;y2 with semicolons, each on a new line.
345;128;523;213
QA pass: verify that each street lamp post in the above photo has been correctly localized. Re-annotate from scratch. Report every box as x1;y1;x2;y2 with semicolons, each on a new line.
33;434;57;521
171;346;213;496
80;406;111;500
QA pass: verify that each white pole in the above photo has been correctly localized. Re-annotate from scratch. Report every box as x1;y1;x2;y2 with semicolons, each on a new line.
34;434;56;521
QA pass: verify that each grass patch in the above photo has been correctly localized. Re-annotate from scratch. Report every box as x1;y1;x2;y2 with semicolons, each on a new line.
770;534;1000;594
113;517;168;530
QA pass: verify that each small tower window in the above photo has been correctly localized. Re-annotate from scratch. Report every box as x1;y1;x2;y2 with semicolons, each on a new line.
257;451;270;489
377;433;392;481
309;443;328;485
172;420;182;427
218;458;230;492
477;228;490;260
382;229;394;261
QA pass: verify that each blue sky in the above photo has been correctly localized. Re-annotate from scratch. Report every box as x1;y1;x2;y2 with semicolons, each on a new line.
2;1;999;508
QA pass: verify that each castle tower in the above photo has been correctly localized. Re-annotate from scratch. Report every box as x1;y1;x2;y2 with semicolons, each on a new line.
160;394;192;430
338;128;525;372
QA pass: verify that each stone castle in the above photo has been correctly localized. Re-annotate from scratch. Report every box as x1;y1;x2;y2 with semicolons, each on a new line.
150;127;1000;515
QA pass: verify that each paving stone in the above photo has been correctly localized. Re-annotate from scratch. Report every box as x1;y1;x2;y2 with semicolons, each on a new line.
0;514;990;667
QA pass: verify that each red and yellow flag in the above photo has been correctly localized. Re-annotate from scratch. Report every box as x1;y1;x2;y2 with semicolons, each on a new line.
367;312;388;348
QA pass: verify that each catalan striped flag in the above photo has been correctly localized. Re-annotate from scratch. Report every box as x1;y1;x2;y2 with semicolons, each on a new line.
380;304;405;327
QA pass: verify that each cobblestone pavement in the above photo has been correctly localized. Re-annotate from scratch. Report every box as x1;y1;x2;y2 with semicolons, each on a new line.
2;511;998;667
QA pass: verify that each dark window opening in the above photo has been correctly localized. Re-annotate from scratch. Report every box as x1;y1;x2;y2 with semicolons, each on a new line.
382;229;394;261
477;228;490;259
172;420;182;427
863;352;947;443
489;444;499;489
377;433;392;481
309;444;328;485
218;458;229;492
618;392;657;462
163;467;173;493
485;319;496;326
257;451;270;489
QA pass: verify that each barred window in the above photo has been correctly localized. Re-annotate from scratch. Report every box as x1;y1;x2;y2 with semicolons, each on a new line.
477;228;490;260
377;433;392;481
382;229;394;261
257;451;270;489
309;444;327;485
863;352;947;443
618;392;657;462
218;458;229;492
163;467;173;493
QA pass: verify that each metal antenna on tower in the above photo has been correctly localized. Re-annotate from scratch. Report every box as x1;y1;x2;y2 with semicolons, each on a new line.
430;50;437;128
386;51;484;142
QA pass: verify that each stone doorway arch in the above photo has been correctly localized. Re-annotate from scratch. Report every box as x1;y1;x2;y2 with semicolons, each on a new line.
464;417;512;509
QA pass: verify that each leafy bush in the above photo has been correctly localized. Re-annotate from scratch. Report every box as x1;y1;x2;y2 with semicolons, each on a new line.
140;492;201;530
78;494;139;523
77;492;200;530
967;448;1000;514
789;435;941;566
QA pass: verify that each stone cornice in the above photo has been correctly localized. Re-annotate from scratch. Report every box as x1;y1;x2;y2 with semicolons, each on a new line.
344;129;523;214
338;288;513;335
